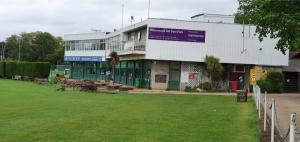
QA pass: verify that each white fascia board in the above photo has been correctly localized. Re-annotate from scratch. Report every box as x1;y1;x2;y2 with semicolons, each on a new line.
64;32;106;41
65;50;106;57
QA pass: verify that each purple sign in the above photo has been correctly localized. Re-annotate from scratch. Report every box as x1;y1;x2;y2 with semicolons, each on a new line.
148;27;205;43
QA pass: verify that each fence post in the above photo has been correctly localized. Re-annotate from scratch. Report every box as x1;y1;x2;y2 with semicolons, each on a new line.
264;91;267;132
271;98;275;142
258;89;261;119
253;86;256;106
256;87;260;109
290;113;296;142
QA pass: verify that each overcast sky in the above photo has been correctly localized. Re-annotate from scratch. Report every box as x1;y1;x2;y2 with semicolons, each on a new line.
0;0;239;41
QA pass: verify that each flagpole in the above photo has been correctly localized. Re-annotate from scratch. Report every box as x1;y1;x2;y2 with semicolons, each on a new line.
122;0;124;28
148;0;151;19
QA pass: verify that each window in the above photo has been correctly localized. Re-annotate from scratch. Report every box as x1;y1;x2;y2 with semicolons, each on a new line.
100;40;105;50
65;39;105;51
234;65;245;72
107;35;121;51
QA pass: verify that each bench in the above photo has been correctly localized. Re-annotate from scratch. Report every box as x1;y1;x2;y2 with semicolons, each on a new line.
236;87;248;102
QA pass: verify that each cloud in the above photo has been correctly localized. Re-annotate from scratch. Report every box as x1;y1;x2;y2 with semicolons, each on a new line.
0;0;238;40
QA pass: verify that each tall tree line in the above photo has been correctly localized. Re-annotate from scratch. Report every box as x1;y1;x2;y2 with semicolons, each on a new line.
2;31;64;64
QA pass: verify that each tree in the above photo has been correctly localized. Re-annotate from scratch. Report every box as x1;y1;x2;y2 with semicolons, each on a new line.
204;55;224;89
5;35;19;60
46;37;65;65
108;51;119;83
4;32;64;64
235;0;300;53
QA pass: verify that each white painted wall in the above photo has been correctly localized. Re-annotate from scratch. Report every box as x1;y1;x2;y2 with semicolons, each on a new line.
191;14;235;23
145;19;288;66
64;32;107;60
64;32;106;41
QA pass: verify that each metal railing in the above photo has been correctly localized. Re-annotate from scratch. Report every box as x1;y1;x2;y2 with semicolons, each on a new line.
253;85;299;142
123;41;146;52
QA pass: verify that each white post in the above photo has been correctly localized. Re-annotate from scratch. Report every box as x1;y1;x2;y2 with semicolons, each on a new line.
122;0;124;28
290;113;296;142
258;89;261;119
253;86;256;106
271;98;275;142
264;91;267;132
256;87;260;109
148;0;151;19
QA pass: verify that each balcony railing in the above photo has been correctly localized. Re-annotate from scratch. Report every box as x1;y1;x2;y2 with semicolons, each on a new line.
123;41;146;52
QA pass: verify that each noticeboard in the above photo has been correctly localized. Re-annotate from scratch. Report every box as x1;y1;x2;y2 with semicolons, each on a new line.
155;74;167;83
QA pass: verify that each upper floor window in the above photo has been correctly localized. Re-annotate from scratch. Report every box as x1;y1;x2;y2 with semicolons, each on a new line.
65;39;105;51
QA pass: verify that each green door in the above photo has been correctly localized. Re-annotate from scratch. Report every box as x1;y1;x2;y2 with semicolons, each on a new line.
127;61;134;86
120;61;127;84
134;61;142;88
84;62;97;80
71;62;84;79
168;62;181;90
142;61;152;89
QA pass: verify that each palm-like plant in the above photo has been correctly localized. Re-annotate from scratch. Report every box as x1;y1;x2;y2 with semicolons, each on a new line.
108;51;119;83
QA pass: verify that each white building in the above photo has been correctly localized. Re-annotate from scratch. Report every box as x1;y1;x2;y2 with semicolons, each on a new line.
64;14;289;91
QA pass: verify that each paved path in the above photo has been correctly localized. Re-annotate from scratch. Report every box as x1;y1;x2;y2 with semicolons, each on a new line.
267;93;300;141
129;89;236;96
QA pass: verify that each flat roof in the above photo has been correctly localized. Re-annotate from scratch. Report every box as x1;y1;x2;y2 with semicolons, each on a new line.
191;13;234;19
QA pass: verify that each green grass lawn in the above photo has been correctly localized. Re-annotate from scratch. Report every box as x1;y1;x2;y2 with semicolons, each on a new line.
0;79;259;142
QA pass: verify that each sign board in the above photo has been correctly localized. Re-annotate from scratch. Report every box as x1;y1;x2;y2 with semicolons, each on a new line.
148;27;205;43
64;56;103;62
155;74;167;83
189;73;196;81
250;69;256;85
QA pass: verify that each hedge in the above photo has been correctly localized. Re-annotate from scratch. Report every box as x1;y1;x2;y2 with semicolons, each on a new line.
5;61;17;78
0;62;5;77
0;61;51;78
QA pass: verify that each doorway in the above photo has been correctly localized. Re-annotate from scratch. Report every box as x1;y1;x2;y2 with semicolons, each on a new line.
168;62;181;90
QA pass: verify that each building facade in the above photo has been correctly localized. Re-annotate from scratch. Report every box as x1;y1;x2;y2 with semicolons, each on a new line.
64;14;289;91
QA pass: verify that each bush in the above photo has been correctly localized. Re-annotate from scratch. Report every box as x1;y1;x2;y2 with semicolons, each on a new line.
184;86;194;92
200;82;212;91
1;61;51;78
184;82;213;93
257;80;273;92
257;72;284;93
0;62;5;77
204;55;224;89
266;72;284;85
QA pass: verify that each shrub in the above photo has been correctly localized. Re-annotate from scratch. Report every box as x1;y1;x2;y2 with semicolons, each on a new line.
266;72;284;85
204;55;224;89
257;72;284;93
257;80;273;93
184;86;194;92
200;82;212;91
